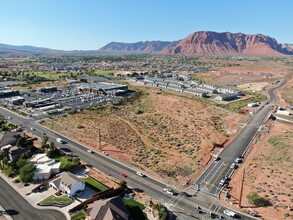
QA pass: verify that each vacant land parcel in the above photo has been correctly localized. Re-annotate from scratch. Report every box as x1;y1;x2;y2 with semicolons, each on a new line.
44;86;246;185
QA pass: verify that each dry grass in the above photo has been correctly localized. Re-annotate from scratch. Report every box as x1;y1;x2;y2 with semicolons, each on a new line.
44;86;242;185
280;87;293;105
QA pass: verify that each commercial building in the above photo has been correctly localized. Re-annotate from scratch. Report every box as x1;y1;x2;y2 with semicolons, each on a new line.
77;82;128;96
6;96;25;105
23;98;57;108
0;89;20;98
215;93;238;101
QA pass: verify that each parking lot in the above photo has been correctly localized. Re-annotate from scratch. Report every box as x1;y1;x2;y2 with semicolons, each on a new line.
3;84;125;120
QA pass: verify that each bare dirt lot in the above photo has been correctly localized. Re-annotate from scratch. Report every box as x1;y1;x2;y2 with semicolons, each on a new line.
193;71;284;90
220;120;293;220
44;87;246;187
278;76;293;106
192;60;288;91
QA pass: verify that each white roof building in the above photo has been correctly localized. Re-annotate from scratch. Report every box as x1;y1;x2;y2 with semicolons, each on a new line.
30;154;61;180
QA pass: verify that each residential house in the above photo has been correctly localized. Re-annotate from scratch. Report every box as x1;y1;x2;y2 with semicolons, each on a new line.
87;196;129;220
0;131;20;147
49;171;85;196
29;154;61;180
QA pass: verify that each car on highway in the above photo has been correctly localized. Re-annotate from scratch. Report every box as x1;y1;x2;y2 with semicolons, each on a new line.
223;209;236;217
216;215;226;220
136;171;145;177
60;147;71;152
180;191;189;196
56;138;64;144
163;187;173;194
7;116;12;120
30;127;35;131
219;177;228;186
235;158;243;163
87;149;92;153
230;163;237;169
120;173;127;178
166;190;174;195
195;206;206;214
42;132;47;136
214;156;221;161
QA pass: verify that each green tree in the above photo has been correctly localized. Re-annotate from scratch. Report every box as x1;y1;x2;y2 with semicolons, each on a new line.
16;137;27;148
41;136;49;150
17;159;28;170
119;180;127;188
3;165;14;177
19;163;36;182
0;150;5;170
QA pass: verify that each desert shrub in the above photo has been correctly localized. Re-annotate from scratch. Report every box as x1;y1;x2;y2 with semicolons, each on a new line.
134;107;143;114
77;124;85;129
247;192;271;207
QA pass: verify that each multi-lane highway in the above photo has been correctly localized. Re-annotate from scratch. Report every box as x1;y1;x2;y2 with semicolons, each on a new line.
194;78;288;196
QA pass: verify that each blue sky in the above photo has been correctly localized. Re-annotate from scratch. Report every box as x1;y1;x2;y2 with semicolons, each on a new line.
0;0;292;50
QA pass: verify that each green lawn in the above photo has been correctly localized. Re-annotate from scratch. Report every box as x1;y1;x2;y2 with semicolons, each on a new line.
53;156;80;171
223;93;267;112
42;195;73;204
122;198;147;220
71;211;86;220
27;71;69;80
92;70;118;76
83;176;109;192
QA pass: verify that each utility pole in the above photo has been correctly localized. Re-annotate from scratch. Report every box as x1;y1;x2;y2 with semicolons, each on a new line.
238;168;245;208
98;128;101;151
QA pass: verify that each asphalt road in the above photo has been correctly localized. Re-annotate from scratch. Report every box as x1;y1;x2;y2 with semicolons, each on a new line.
0;177;66;220
194;78;288;196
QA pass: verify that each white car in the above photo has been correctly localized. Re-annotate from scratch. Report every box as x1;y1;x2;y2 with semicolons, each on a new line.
87;149;92;153
219;178;226;186
235;158;243;163
136;171;145;177
230;163;237;169
166;191;174;196
223;209;236;217
30;127;35;131
164;187;172;192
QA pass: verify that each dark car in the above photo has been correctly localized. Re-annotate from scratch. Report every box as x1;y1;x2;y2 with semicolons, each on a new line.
133;188;144;193
180;191;189;197
60;148;71;152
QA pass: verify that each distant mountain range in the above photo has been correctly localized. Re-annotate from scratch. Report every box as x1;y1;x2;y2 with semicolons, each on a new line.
1;31;292;57
98;41;179;53
99;31;293;56
0;43;96;57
